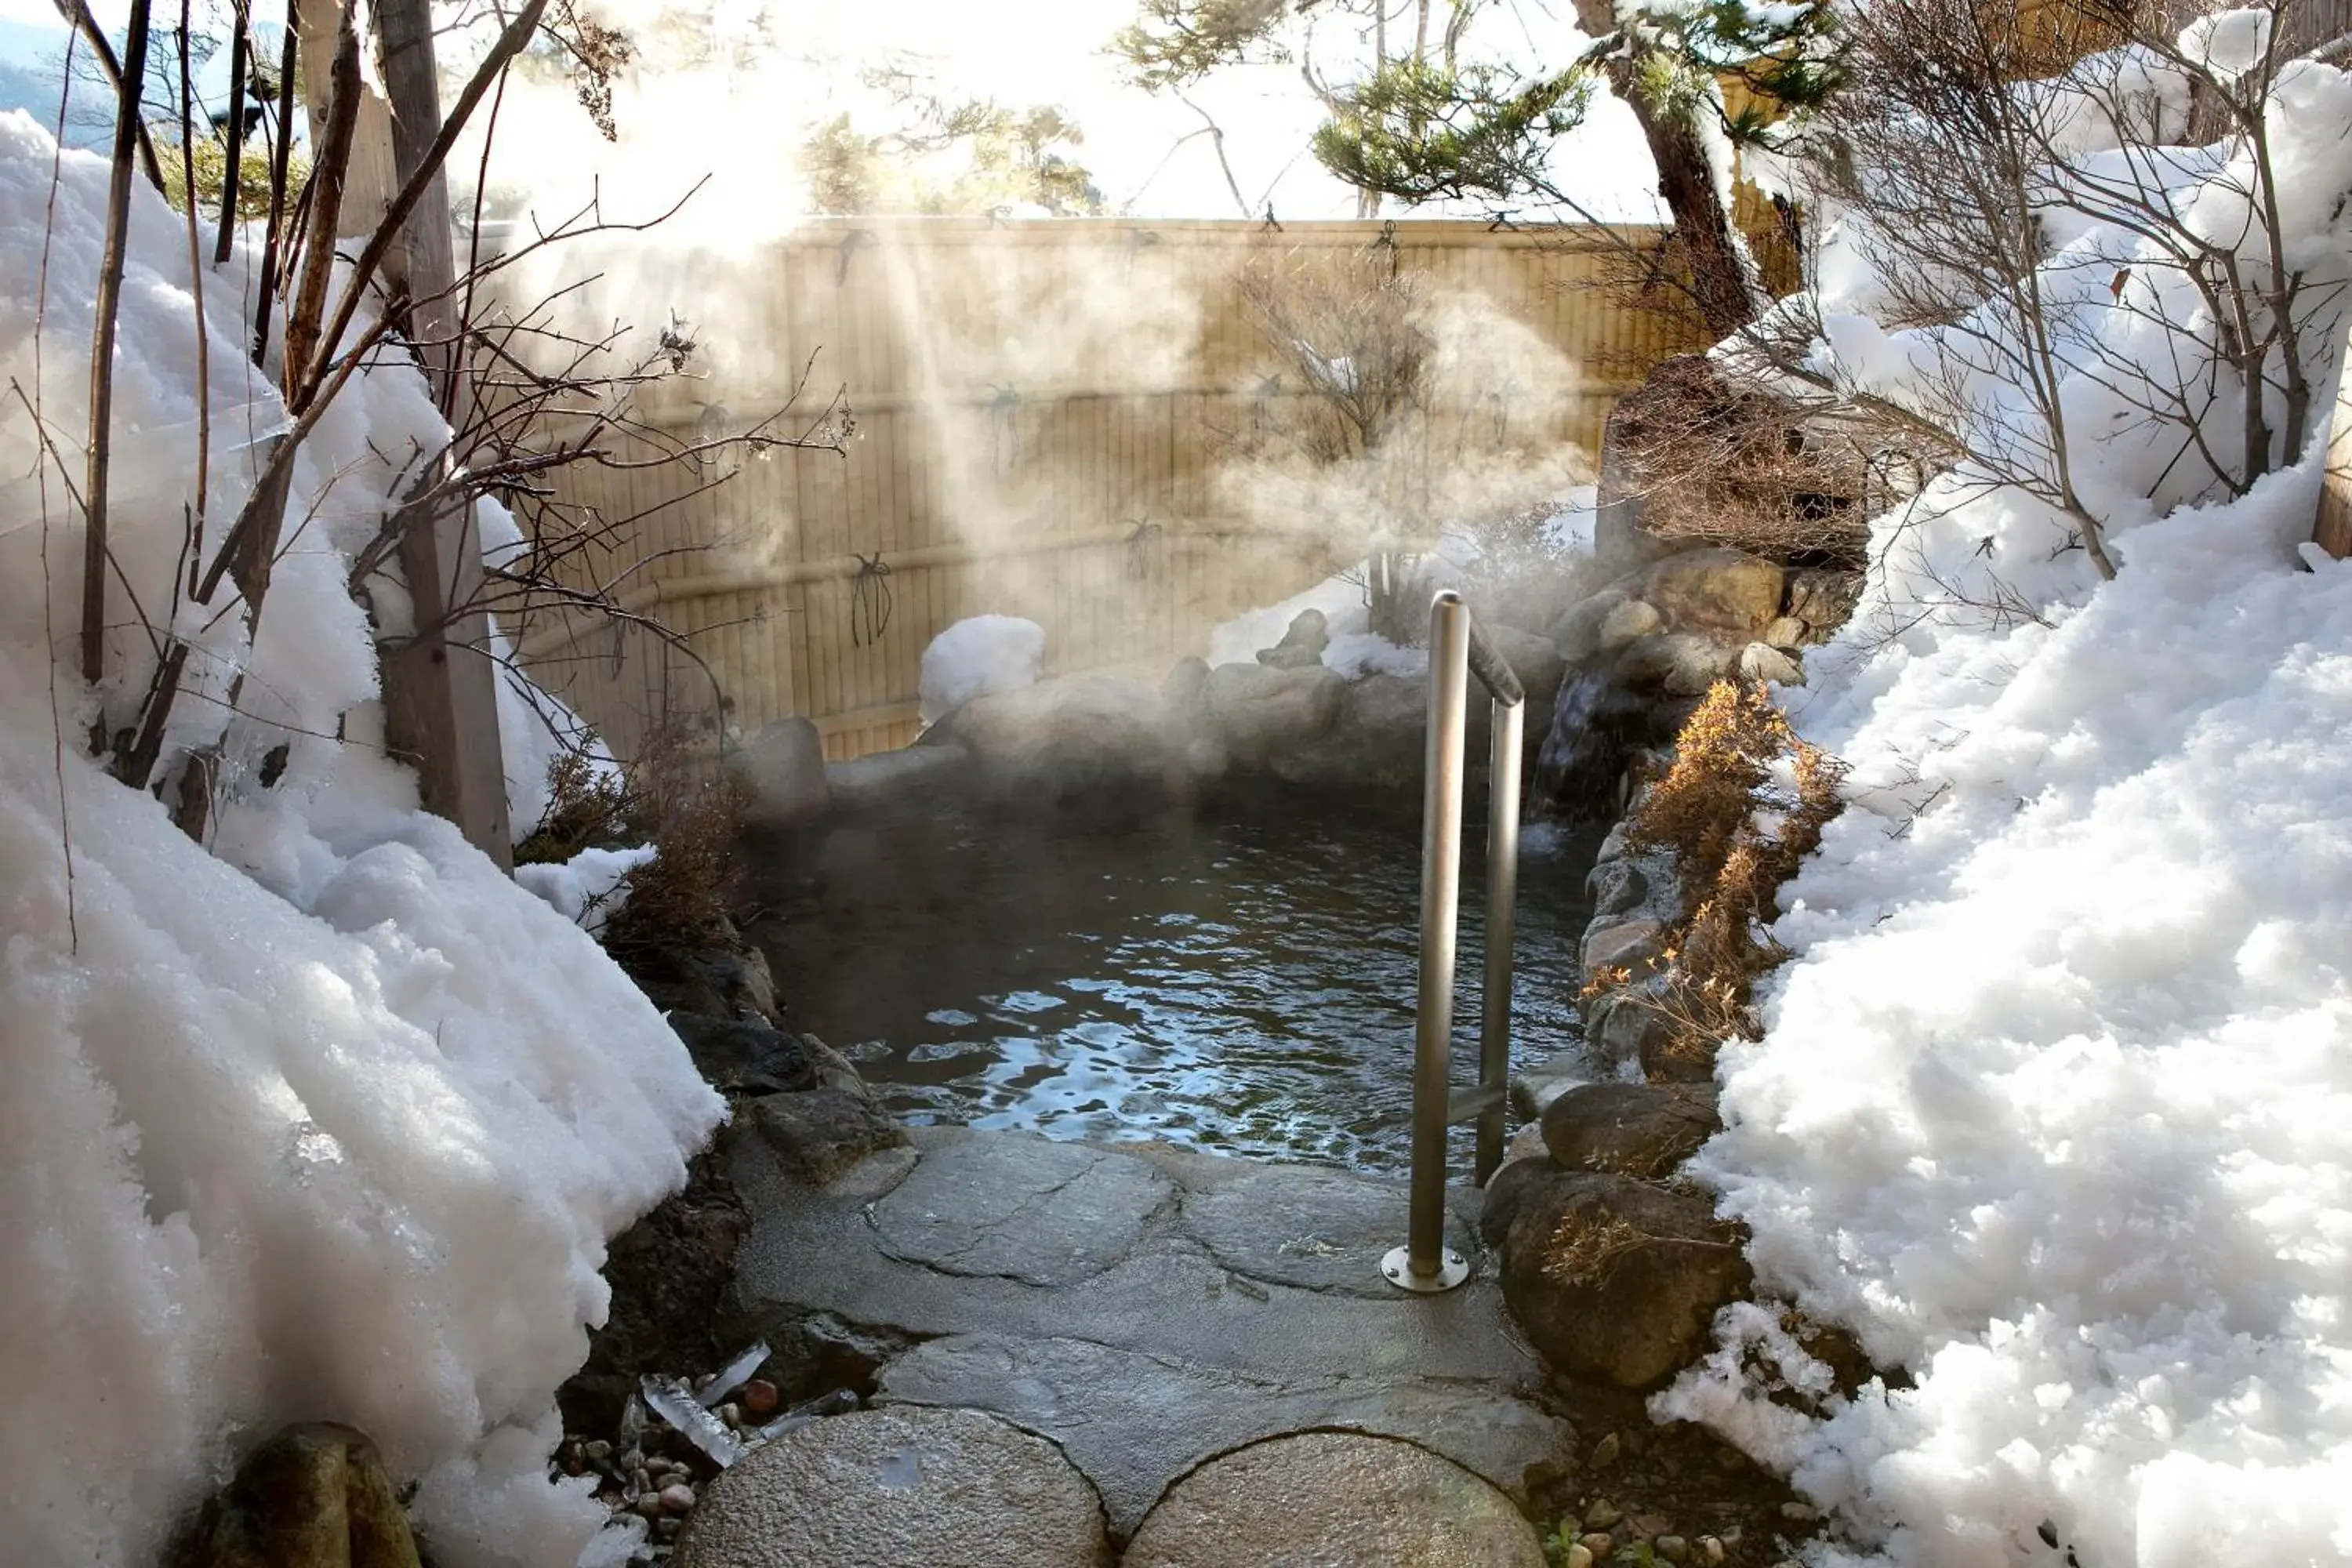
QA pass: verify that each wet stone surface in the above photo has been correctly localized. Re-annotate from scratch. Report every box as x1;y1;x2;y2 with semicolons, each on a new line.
728;1124;1567;1547
877;1331;1563;1537
1178;1162;1478;1299
868;1135;1174;1287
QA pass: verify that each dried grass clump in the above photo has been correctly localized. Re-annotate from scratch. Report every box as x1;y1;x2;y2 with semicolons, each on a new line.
1620;679;1847;1053
1610;355;1868;568
1545;1212;1650;1290
1627;681;1794;894
515;750;634;867
599;748;749;965
1578;963;1634;1003
514;728;750;963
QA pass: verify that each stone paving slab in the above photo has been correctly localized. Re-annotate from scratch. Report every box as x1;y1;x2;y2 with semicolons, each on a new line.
869;1135;1175;1287
1178;1161;1478;1298
731;1125;1544;1389
728;1123;1568;1546
875;1331;1567;1537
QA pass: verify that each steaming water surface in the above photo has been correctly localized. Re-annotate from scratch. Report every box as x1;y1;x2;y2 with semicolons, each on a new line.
751;796;1600;1175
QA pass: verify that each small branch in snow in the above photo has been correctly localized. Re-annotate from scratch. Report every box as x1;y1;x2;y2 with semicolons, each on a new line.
78;0;155;707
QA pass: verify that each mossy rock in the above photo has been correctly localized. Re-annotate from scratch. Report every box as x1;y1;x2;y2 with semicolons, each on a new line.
178;1423;419;1568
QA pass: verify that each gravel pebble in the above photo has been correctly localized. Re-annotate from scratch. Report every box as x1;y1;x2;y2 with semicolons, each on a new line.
1656;1534;1689;1563
1590;1432;1621;1468
658;1483;696;1515
741;1379;781;1419
1564;1547;1594;1568
1584;1499;1623;1529
1700;1537;1726;1565
632;1494;662;1520
1780;1502;1820;1523
1579;1533;1615;1559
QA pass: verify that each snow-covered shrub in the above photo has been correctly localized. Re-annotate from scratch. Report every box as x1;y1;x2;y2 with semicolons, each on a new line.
1734;0;2347;601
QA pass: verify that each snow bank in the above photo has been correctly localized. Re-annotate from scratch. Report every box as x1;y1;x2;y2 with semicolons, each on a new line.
1207;570;1370;666
2;710;720;1568
0;114;721;1566
1654;40;2352;1567
517;844;660;935
1664;463;2352;1566
918;613;1045;725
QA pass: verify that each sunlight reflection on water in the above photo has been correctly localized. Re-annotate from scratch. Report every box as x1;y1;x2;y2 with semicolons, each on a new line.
753;797;1599;1174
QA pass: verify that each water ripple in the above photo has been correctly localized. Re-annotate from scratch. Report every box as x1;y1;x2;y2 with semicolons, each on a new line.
752;797;1599;1175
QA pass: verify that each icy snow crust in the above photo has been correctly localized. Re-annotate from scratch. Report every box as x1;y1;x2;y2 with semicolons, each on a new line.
1659;42;2352;1568
0;114;721;1566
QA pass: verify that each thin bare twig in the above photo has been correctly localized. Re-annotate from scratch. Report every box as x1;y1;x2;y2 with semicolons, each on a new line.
34;36;81;949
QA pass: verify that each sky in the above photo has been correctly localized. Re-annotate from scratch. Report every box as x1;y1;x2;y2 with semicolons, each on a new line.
0;0;1664;220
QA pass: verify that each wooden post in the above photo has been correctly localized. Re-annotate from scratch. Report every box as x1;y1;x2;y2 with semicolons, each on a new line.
363;0;514;867
296;0;398;233
2317;315;2352;561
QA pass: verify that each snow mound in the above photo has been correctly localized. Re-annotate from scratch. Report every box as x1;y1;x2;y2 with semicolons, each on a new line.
2;714;721;1568
1206;571;1369;667
1323;630;1428;679
1656;40;2352;1566
1662;464;2352;1566
516;843;659;935
0;114;721;1566
919;614;1046;725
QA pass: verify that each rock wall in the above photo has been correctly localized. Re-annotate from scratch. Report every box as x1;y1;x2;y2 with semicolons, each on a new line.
1481;550;1871;1396
1534;550;1858;826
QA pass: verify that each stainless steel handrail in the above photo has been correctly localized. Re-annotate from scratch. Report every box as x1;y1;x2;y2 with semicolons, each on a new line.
1381;590;1525;1294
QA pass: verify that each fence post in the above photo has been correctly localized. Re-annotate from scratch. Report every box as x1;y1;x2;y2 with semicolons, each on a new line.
2318;314;2352;561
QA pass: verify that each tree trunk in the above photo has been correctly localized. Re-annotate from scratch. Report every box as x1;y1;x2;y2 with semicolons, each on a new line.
1618;77;1759;338
1569;0;1759;338
371;0;515;870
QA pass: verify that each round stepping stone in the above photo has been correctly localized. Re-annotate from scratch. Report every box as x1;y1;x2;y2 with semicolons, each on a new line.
673;1407;1110;1568
1123;1432;1544;1567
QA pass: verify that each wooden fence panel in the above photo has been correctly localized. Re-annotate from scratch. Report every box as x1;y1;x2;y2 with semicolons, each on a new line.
514;217;1715;763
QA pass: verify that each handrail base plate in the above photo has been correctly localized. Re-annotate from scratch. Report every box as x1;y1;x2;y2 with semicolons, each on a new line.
1380;1244;1472;1294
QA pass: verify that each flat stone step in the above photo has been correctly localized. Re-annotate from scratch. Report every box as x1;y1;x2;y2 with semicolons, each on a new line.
732;1124;1544;1388
875;1331;1565;1537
